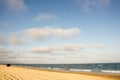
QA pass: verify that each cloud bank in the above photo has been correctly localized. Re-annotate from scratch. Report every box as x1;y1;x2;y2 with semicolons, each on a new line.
23;27;80;40
1;27;80;45
0;48;13;53
0;48;19;63
9;36;24;45
0;36;6;45
27;43;84;53
0;36;3;44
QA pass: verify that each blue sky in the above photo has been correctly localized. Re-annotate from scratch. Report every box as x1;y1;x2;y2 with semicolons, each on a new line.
0;0;120;64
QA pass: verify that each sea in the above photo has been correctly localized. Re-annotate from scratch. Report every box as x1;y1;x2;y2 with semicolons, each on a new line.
13;63;120;74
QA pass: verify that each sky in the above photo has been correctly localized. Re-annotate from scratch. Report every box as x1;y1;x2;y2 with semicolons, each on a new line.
0;0;120;64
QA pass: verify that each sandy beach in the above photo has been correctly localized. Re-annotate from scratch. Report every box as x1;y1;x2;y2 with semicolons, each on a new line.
0;65;120;80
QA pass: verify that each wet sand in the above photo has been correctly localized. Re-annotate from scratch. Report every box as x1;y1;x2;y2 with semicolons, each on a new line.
0;65;120;80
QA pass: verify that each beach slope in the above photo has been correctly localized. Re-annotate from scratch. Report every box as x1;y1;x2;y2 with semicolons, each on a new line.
0;65;119;80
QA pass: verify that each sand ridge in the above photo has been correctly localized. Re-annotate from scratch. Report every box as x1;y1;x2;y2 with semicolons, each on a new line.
0;65;119;80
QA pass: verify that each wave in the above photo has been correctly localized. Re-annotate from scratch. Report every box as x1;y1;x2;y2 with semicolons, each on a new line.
101;70;120;73
47;68;120;74
70;69;92;72
70;69;120;73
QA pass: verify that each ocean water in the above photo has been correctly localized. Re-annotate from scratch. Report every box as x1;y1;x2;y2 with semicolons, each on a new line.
14;63;120;74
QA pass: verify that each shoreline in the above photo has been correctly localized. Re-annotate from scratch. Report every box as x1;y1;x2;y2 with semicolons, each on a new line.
13;64;120;74
18;65;120;79
0;65;120;80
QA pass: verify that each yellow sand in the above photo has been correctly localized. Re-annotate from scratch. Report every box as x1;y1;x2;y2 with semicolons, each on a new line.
0;65;120;80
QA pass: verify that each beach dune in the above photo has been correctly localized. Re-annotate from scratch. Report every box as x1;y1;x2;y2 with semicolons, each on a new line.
0;65;119;80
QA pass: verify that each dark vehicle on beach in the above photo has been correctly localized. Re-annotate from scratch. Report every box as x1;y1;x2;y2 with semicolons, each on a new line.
6;64;11;67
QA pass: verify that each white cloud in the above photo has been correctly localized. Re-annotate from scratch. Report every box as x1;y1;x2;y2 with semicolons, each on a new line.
51;28;80;39
23;27;51;40
0;36;6;45
58;43;84;51
0;48;13;53
91;44;104;48
23;27;80;40
1;27;80;46
0;48;19;63
0;53;18;59
98;52;120;63
0;36;3;44
27;43;84;53
75;0;110;11
34;13;57;21
27;46;53;53
5;0;27;12
9;36;24;45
